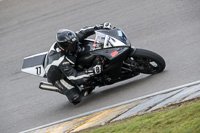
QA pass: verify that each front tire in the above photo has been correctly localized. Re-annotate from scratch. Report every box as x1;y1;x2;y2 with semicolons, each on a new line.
129;48;166;74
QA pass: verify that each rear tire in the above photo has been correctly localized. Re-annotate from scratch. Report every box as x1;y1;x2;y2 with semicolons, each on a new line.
129;48;166;74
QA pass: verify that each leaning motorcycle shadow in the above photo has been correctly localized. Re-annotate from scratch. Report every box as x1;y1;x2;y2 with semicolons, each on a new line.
78;72;167;106
55;72;167;113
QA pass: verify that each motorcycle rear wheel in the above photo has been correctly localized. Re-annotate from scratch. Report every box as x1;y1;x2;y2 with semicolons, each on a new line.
129;48;166;74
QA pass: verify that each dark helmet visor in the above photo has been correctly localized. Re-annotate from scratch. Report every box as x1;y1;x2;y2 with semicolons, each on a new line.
58;41;70;49
58;39;78;52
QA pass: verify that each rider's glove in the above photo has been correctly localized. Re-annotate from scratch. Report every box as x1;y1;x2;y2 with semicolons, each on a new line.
94;22;112;30
84;65;102;75
103;22;112;29
84;66;101;75
92;56;104;75
93;65;102;74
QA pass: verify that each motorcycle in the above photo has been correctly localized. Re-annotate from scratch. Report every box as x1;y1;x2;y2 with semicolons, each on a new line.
21;28;166;101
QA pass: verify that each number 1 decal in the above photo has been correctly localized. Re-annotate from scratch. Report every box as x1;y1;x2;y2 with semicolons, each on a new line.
36;67;41;75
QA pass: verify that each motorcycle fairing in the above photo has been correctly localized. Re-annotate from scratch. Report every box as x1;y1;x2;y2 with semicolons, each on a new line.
91;47;130;60
102;47;131;80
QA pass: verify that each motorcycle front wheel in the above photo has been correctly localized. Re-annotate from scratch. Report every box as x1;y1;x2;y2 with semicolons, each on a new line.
129;48;166;74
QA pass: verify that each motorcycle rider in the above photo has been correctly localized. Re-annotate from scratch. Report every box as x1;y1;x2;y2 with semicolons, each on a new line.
44;22;112;104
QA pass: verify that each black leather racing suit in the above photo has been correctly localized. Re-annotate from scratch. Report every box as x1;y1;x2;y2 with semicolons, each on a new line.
44;25;104;103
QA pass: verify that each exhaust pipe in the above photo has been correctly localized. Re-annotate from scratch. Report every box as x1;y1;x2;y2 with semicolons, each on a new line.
39;82;60;93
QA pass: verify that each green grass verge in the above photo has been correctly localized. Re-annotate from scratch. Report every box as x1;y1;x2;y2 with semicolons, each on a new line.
84;99;200;133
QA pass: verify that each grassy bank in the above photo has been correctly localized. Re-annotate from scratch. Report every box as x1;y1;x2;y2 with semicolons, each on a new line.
84;99;200;133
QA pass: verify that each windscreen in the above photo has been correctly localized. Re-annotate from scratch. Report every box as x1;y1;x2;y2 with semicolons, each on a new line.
93;29;131;50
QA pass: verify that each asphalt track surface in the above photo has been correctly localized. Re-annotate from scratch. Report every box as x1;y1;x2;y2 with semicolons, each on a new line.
0;0;200;133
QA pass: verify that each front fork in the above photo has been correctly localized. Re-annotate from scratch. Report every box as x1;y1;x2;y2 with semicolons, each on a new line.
122;46;140;75
123;46;137;70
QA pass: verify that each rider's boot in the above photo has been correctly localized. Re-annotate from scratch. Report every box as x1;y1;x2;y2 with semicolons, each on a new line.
55;80;82;105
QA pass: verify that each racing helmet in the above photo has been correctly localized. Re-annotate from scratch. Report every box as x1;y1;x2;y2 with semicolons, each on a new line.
56;29;78;53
